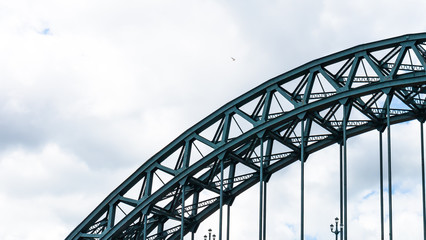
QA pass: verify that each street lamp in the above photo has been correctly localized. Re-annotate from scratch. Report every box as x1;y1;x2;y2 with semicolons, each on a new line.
330;217;343;240
203;229;216;240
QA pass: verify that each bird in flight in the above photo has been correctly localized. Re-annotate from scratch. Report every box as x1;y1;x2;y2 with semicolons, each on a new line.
231;57;235;61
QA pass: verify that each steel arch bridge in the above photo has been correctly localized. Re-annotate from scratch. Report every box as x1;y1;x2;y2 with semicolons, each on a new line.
67;33;426;240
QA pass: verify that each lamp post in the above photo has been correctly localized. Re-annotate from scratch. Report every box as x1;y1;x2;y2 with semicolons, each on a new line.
330;217;342;240
203;229;216;240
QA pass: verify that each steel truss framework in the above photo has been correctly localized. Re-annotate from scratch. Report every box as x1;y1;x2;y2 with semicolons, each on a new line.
67;33;426;240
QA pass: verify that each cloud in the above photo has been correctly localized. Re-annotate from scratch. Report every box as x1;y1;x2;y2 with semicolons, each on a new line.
0;143;127;239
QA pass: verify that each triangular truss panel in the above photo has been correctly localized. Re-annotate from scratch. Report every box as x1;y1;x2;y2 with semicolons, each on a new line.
399;47;423;74
317;103;344;128
151;168;175;195
227;113;254;140
269;137;293;155
121;175;147;201
309;117;335;136
305;72;339;104
370;46;400;65
197;117;225;145
350;57;381;88
280;74;309;99
323;58;353;79
188;139;215;166
267;91;293;119
324;57;355;87
114;202;135;225
390;93;413;111
358;92;384;110
344;105;371;130
159;144;185;171
237;94;266;120
232;159;257;177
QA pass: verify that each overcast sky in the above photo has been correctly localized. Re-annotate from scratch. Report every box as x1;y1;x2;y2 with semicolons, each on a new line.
0;1;426;240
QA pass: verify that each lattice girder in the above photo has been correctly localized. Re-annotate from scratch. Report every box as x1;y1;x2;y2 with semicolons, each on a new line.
67;33;426;240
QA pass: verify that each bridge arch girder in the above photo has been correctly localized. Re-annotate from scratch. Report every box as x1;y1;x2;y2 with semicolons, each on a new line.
67;33;426;240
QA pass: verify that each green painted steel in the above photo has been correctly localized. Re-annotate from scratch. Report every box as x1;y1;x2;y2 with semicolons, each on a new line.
67;33;426;240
